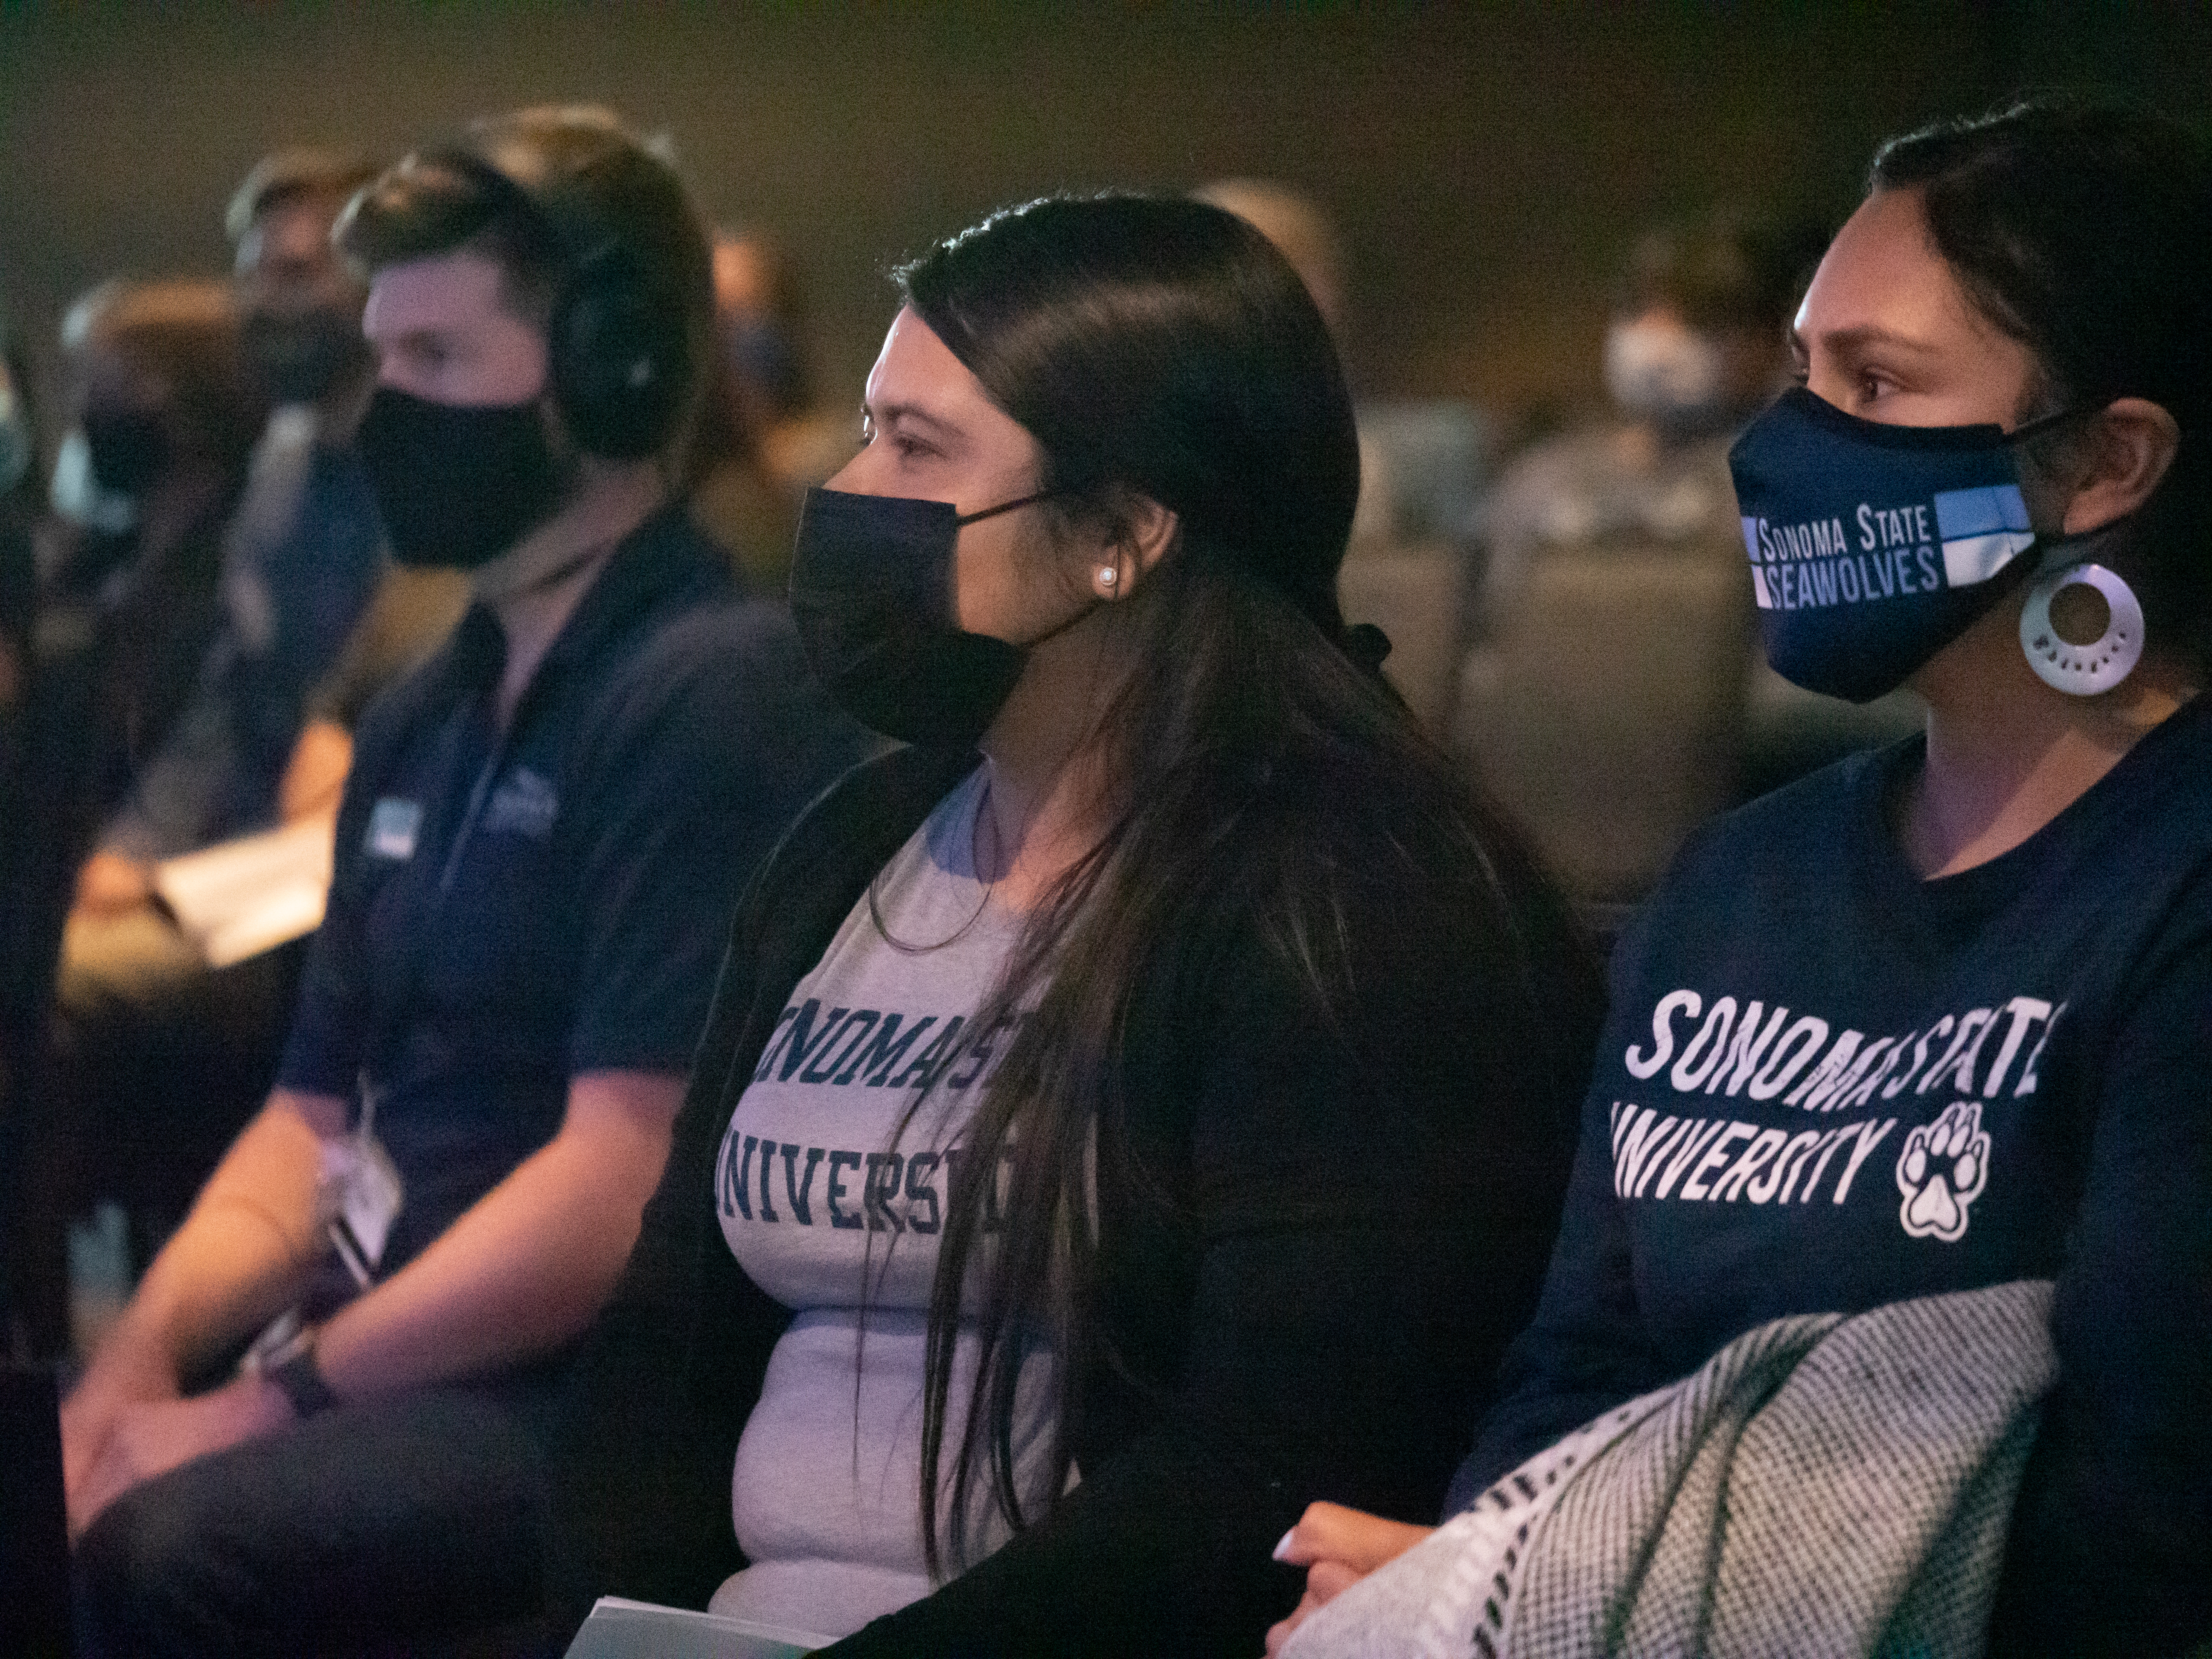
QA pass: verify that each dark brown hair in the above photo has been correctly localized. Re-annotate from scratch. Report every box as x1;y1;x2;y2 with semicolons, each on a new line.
1872;96;2212;666
1616;208;1827;338
886;194;1583;1574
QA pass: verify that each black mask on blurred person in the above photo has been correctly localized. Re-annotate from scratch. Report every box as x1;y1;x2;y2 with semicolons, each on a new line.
79;408;171;496
787;484;1064;748
243;308;370;406
355;385;568;569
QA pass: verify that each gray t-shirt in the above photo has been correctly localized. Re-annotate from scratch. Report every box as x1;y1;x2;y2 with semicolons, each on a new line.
710;767;1060;1638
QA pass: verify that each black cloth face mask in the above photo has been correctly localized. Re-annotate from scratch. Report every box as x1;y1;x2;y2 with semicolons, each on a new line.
243;307;370;405
1728;386;2077;703
80;408;171;496
355;385;568;569
788;483;1069;748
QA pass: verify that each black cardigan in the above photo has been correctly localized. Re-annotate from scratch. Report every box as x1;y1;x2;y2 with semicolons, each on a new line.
549;743;1603;1655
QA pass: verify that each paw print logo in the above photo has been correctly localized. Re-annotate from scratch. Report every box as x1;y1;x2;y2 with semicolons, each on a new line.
1895;1101;1991;1242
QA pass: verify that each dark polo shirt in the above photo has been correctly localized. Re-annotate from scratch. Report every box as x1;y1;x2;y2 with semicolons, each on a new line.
279;506;867;1274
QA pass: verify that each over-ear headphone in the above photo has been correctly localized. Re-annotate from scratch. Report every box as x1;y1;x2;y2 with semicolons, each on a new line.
426;140;695;460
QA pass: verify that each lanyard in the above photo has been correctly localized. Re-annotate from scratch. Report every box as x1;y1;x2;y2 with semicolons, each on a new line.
356;684;533;1128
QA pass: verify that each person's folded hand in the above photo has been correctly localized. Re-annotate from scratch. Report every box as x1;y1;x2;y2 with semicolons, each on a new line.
1263;1501;1435;1656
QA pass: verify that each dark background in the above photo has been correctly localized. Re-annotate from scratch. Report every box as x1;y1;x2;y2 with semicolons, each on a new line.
3;1;2207;431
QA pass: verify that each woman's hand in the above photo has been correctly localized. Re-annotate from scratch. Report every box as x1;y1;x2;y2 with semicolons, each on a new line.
1264;1501;1435;1655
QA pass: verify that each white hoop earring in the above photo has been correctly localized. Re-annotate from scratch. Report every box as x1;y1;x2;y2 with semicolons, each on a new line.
2019;559;2143;696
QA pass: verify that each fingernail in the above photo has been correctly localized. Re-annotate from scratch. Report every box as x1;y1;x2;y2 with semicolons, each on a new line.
1272;1527;1297;1562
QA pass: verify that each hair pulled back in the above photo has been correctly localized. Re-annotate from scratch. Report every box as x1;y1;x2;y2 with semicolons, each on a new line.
887;194;1578;1576
1872;96;2212;664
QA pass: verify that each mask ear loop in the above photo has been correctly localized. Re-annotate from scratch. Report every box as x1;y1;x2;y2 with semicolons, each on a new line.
2019;553;2143;696
2006;402;2150;696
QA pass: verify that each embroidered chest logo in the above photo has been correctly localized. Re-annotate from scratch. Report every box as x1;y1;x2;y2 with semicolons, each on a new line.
1895;1101;1991;1242
483;766;559;839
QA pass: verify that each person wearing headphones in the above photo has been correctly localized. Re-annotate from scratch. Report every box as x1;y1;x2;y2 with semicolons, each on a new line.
64;105;866;1654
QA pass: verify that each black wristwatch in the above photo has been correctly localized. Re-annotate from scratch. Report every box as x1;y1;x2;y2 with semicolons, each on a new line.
257;1326;342;1420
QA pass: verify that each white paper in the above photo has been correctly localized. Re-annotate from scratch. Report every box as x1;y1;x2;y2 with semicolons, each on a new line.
151;815;335;969
564;1597;832;1659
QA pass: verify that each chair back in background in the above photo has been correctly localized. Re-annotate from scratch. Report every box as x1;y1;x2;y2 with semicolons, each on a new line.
1456;535;1751;904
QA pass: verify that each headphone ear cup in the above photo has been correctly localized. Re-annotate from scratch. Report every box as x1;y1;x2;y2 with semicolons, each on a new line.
549;244;690;459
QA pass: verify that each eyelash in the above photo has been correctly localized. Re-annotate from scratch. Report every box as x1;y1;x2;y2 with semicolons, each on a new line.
860;414;932;460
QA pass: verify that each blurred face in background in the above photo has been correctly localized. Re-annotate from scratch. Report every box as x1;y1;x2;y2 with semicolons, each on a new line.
1605;303;1789;433
235;192;373;407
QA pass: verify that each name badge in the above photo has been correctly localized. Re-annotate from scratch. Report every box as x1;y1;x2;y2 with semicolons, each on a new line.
367;798;422;861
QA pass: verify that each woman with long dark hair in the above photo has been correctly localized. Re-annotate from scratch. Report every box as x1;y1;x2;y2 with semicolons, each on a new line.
1269;98;2212;1659
550;193;1602;1653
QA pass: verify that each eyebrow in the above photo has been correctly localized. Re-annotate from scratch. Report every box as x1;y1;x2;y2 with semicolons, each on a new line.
865;397;959;436
1791;323;1942;360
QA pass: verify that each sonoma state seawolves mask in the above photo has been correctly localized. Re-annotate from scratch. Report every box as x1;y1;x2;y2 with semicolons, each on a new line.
1728;387;2073;703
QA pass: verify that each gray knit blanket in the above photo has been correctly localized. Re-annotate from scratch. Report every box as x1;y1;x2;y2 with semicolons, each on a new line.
1282;1280;2056;1659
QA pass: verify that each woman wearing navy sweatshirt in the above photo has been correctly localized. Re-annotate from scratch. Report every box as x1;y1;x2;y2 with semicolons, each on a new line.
1273;98;2212;1659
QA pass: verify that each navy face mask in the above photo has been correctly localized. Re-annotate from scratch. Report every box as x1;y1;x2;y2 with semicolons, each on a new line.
1728;387;2075;703
788;484;1062;749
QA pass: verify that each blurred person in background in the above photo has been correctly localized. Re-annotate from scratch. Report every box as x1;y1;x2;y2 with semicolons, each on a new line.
44;279;265;818
1451;211;1871;910
1473;208;1815;638
3;279;263;1351
65;105;867;1656
715;224;860;496
67;148;388;888
713;224;815;452
23;154;403;1361
687;226;801;591
690;223;859;591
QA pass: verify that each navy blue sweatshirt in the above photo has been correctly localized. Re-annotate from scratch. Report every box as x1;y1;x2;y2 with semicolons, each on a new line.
1457;694;2212;1657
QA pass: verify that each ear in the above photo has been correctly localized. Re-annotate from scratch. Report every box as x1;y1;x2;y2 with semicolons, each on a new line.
2061;396;2182;536
1091;490;1179;600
